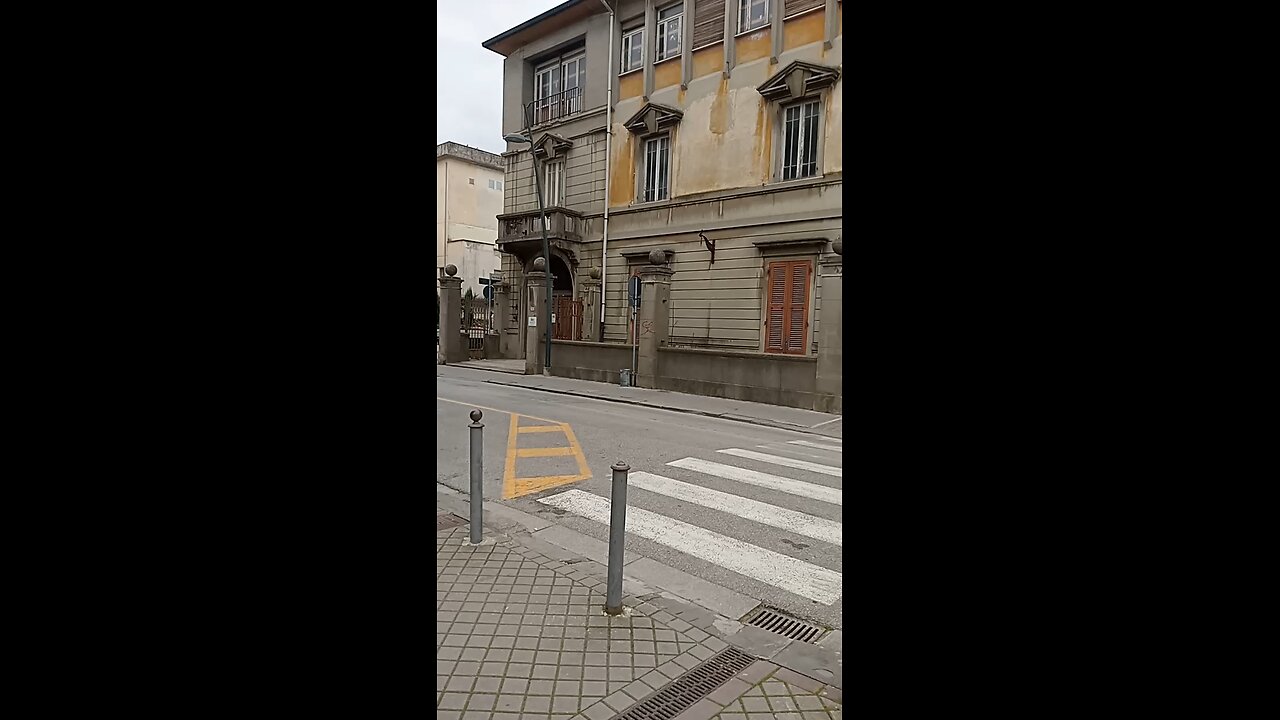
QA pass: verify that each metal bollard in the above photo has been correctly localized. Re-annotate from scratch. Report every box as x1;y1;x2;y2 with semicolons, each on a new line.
605;461;630;615
469;409;484;544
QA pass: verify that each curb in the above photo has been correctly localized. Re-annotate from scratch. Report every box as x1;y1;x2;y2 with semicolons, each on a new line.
481;380;842;440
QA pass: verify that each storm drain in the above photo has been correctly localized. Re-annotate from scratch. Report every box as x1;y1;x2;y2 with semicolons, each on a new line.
612;647;755;720
436;513;467;531
745;607;826;643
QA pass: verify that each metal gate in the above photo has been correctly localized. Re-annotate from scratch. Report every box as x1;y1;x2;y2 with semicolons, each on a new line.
463;297;490;358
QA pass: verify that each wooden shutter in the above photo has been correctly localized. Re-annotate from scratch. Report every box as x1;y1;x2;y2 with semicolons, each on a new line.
765;261;810;354
784;0;824;17
692;0;726;49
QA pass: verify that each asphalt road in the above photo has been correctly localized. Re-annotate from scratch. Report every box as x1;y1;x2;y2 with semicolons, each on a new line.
436;365;843;630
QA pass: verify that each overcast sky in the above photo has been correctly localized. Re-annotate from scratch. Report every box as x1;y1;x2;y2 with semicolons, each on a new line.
437;0;568;154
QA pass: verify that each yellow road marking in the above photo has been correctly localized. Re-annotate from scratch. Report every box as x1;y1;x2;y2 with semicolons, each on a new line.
561;422;592;480
513;475;590;495
516;447;575;458
500;415;592;500
503;413;520;500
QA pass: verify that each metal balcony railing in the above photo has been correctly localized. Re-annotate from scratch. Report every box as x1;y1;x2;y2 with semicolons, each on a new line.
524;87;583;127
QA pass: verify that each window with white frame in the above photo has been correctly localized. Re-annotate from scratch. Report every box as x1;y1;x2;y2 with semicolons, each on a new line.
641;134;670;202
781;99;820;180
543;159;565;206
738;0;768;33
655;4;683;62
621;27;644;73
534;52;585;123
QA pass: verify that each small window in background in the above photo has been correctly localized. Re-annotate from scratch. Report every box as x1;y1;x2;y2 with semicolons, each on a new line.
469;178;475;184
738;0;768;33
621;27;644;73
656;4;683;62
497;180;503;191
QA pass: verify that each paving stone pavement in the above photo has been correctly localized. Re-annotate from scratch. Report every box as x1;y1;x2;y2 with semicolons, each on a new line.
437;517;842;720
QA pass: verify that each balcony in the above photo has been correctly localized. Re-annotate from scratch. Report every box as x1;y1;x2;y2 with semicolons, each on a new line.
524;87;583;128
496;207;584;261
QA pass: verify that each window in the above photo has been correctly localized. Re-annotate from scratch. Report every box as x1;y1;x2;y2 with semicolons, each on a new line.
655;4;683;62
621;27;644;73
692;0;727;50
487;179;504;190
641;134;670;202
535;53;585;123
469;178;475;184
543;160;565;207
738;0;768;33
765;260;810;355
781;99;819;180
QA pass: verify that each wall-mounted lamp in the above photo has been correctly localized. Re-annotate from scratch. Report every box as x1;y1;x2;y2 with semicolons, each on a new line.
699;231;715;265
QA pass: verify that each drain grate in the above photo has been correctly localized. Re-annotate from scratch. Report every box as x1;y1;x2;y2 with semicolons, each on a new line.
613;647;755;720
746;608;826;643
436;513;467;531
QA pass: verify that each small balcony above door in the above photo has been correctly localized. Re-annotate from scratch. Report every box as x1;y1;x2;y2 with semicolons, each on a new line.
496;208;584;262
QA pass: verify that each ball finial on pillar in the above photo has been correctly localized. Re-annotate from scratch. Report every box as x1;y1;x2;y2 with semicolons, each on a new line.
648;249;666;265
445;264;458;277
470;409;482;422
532;257;546;271
831;240;842;256
589;267;601;280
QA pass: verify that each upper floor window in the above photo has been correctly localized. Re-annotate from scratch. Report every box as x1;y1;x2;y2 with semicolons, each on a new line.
621;27;644;73
655;4;683;62
781;99;820;180
738;0;768;33
534;53;585;125
543;159;565;207
487;179;503;191
641;134;671;203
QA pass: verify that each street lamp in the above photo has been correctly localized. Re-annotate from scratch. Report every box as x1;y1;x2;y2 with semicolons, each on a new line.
504;132;552;374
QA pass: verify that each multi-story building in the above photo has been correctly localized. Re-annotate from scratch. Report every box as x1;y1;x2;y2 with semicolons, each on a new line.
480;0;841;411
436;142;505;295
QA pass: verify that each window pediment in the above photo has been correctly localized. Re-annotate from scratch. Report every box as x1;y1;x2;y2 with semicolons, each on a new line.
757;60;841;101
532;132;573;159
623;103;683;135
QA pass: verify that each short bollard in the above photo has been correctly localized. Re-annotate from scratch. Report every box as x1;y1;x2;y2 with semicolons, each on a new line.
604;461;630;615
469;409;484;544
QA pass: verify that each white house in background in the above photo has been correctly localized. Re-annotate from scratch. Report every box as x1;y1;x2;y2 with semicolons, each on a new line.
436;142;504;294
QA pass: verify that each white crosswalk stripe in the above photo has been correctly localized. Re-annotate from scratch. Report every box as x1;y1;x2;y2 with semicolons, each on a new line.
629;471;842;546
536;489;842;604
788;439;842;453
717;448;841;477
666;457;842;505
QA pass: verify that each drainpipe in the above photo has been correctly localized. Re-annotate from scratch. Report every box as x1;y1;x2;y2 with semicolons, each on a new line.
598;0;615;331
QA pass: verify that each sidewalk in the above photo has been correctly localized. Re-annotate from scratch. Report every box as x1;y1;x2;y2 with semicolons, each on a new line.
437;510;843;720
443;363;843;439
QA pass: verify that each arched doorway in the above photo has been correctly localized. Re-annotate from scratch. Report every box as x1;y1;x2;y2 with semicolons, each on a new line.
548;255;580;340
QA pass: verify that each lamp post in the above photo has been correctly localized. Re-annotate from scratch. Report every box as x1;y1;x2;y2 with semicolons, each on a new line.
503;132;552;374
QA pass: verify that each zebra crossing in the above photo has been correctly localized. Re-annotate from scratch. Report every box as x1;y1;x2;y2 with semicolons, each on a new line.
536;437;843;606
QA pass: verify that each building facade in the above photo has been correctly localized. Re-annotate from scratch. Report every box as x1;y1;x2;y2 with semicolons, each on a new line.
479;0;841;411
436;142;505;294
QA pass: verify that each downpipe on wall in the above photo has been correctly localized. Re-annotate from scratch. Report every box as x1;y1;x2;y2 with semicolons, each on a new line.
598;0;614;332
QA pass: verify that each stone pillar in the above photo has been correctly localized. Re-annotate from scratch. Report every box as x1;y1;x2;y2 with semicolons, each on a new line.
525;262;551;376
438;264;465;364
815;240;842;413
635;250;674;388
582;268;602;342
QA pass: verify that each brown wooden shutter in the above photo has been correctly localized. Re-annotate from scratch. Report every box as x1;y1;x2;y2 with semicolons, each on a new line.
765;261;810;355
784;0;824;17
785;261;809;353
692;0;726;50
